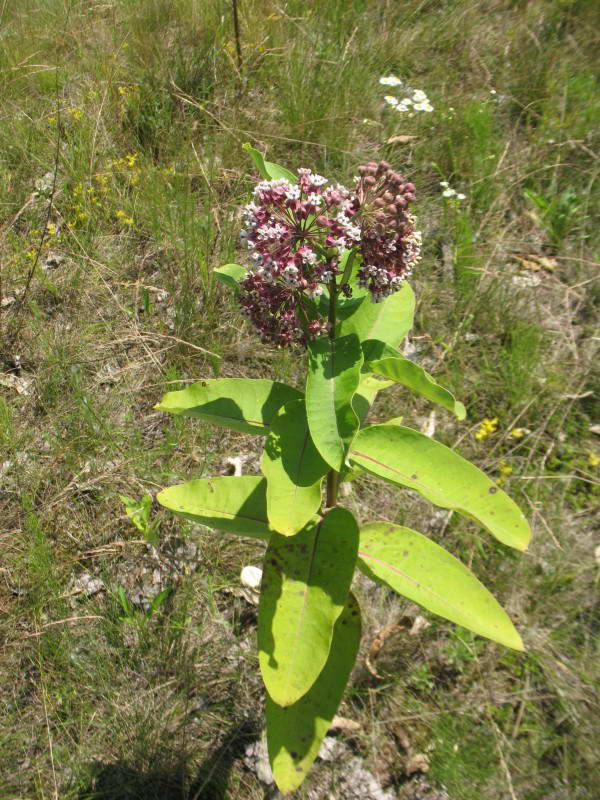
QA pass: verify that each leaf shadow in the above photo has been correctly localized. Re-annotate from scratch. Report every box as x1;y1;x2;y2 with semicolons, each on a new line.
76;721;259;800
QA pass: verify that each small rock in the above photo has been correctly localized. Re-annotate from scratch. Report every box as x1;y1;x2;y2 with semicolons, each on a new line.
405;753;430;776
243;738;273;785
73;573;104;596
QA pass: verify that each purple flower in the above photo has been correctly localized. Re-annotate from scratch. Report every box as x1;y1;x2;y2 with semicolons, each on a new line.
237;162;422;346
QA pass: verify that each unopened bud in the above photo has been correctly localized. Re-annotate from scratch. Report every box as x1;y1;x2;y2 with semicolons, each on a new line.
364;176;377;186
404;182;415;193
375;211;387;222
373;197;386;208
386;204;397;215
383;191;394;202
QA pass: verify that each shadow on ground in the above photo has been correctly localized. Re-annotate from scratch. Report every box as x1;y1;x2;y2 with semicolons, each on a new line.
76;721;259;800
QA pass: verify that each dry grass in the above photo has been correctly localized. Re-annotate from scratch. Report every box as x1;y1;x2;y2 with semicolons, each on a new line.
1;0;599;797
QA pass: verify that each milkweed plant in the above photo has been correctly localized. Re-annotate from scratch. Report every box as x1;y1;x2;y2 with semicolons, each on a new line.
154;144;531;794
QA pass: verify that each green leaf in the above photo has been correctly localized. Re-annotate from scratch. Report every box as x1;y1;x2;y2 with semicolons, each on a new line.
349;425;531;551
258;507;359;706
267;592;361;794
358;522;523;650
157;476;271;539
306;334;363;471
352;373;394;426
242;142;297;182
119;494;152;533
338;282;415;348
261;398;328;535
213;263;247;292
362;340;466;420
155;378;302;435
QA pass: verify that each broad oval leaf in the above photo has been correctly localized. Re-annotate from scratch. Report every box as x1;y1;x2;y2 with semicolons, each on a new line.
306;334;363;471
338;281;415;348
242;142;296;182
358;522;523;650
157;475;271;538
213;263;247;292
267;592;361;794
258;507;359;707
349;425;531;551
261;399;328;535
352;373;394;426
155;378;301;435
362;339;466;420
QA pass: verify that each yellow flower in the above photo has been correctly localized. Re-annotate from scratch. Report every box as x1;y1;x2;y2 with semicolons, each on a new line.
115;210;133;226
46;223;57;237
589;452;600;468
67;107;82;121
510;428;525;439
499;461;513;476
125;153;138;168
475;418;499;441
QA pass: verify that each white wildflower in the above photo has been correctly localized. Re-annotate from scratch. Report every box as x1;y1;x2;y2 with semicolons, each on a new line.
379;75;402;86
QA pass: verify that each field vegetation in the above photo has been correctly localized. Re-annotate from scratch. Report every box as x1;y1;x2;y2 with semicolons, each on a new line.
1;0;599;798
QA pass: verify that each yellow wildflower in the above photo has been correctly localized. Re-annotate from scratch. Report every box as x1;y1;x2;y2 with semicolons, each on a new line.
510;428;525;439
588;452;600;468
125;153;138;168
475;417;499;441
46;223;57;237
116;210;134;226
67;107;82;121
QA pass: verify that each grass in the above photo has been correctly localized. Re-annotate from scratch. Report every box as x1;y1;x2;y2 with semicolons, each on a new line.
1;0;599;797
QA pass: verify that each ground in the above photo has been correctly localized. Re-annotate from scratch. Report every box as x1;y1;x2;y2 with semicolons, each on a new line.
1;1;599;798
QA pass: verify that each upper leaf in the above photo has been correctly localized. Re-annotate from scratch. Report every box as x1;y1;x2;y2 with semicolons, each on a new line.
352;373;394;426
157;475;271;538
155;378;302;435
362;339;466;420
266;592;361;794
261;398;328;535
242;142;297;183
258;507;359;707
349;424;531;550
358;522;523;650
213;263;247;292
306;334;363;471
338;282;415;348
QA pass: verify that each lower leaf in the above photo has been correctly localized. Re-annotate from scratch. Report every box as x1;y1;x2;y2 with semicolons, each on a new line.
156;475;272;538
358;522;523;650
267;592;361;794
258;508;359;707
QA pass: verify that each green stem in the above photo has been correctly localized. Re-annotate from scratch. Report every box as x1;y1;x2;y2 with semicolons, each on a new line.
326;277;340;508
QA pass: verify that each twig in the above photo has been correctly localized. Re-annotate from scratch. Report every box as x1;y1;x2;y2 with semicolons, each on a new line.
231;0;243;72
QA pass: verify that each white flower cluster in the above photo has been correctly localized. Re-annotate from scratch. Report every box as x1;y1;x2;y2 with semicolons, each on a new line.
379;75;403;86
384;87;433;114
439;181;466;201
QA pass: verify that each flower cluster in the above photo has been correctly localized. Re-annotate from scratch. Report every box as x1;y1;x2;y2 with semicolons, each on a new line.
237;162;422;345
380;75;433;114
440;181;466;201
475;417;498;441
238;170;360;347
354;160;422;302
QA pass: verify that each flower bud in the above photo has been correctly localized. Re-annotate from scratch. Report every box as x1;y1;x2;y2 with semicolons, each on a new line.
386;204;397;215
383;191;394;202
373;197;386;208
375;211;387;222
364;176;377;186
404;182;415;193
